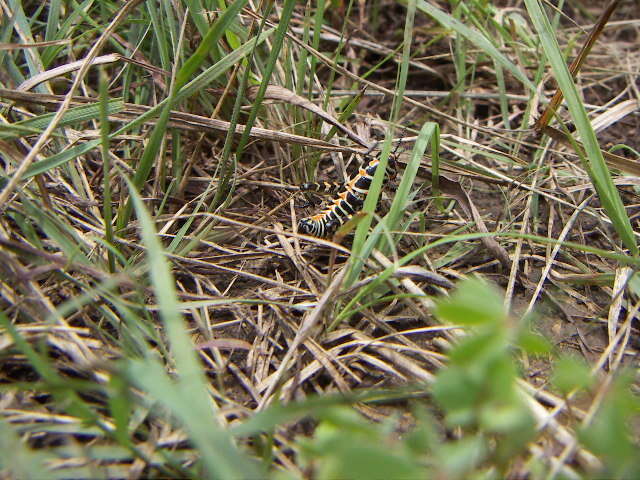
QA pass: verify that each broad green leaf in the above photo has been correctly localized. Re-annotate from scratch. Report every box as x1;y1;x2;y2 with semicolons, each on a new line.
435;278;506;326
551;355;593;394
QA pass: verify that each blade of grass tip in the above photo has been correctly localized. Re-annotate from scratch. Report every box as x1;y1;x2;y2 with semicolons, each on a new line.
99;68;115;273
524;0;637;256
211;0;296;210
347;0;416;287
415;0;536;92
123;174;260;478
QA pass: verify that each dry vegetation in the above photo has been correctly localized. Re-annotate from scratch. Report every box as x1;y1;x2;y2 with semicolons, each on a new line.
1;0;639;478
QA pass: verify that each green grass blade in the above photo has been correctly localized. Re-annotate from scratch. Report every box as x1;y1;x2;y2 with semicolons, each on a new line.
175;0;249;90
337;229;640;324
116;18;272;230
386;122;439;231
20;197;91;265
177;29;274;102
44;0;61;42
0;99;124;140
19;29;274;183
331;124;439;329
524;0;638;256
6;0;43;87
124;175;261;479
0;419;52;479
347;0;416;286
147;0;171;71
416;0;536;92
211;0;295;209
21;138;102;178
99;68;116;273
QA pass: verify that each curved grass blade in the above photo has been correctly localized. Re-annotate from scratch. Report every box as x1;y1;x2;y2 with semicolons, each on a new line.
524;0;637;256
337;122;439;328
124;175;261;478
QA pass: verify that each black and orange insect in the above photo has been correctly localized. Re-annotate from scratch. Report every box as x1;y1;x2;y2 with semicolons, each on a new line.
297;148;398;237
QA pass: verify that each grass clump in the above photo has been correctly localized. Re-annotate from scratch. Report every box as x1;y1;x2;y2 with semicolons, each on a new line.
1;0;639;478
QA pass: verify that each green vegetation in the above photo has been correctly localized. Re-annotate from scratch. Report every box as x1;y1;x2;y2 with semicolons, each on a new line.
1;0;639;478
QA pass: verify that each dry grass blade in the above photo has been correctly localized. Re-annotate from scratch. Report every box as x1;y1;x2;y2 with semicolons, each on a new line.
542;125;640;176
17;53;122;92
246;84;371;147
257;267;346;410
535;0;623;131
0;38;71;50
0;0;145;210
605;267;633;369
0;88;366;155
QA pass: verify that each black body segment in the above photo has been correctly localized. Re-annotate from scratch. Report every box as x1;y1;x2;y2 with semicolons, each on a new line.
299;181;344;195
297;151;397;237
